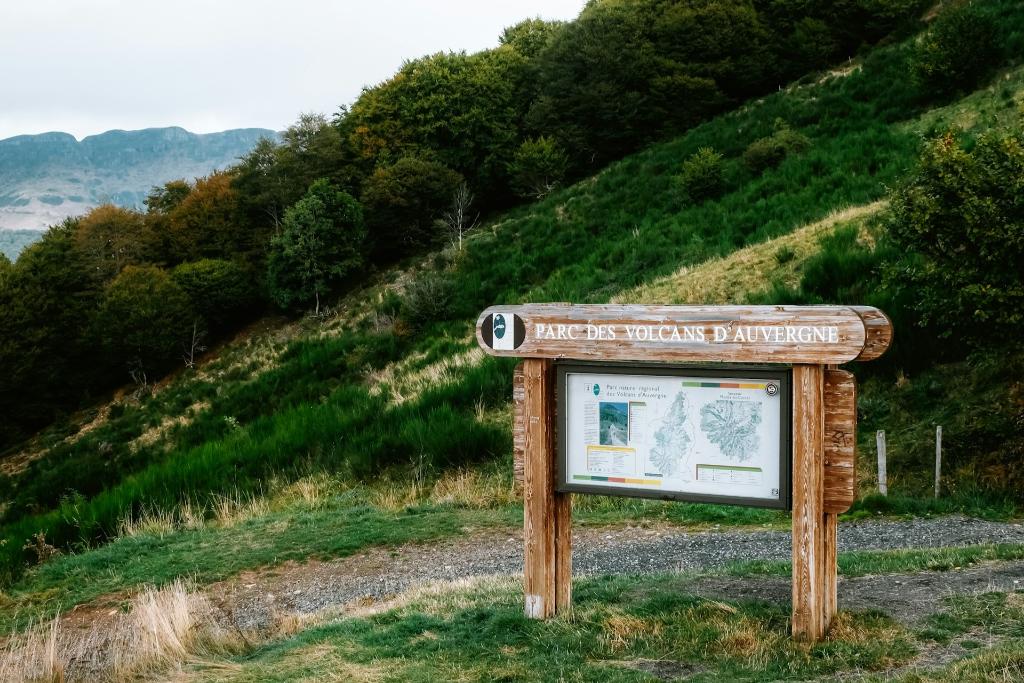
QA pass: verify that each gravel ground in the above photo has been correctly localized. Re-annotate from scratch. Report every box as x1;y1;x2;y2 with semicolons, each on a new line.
210;515;1024;630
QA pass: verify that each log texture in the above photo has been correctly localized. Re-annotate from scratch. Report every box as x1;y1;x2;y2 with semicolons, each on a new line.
512;362;526;485
823;369;857;514
477;304;891;364
792;364;827;641
522;358;571;619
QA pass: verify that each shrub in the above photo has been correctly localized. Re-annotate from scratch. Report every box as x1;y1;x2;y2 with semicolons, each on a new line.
171;259;257;330
887;130;1024;343
910;2;999;96
742;122;811;173
401;271;456;330
676;147;725;202
508;136;569;199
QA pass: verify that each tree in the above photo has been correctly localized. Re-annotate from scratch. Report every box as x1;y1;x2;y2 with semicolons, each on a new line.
911;2;999;96
94;265;197;379
508;137;568;200
339;48;529;197
267;179;366;313
171;259;257;330
145;179;192;215
165;171;248;262
73;204;155;280
887;131;1024;343
0;222;104;446
360;157;463;257
435;183;480;251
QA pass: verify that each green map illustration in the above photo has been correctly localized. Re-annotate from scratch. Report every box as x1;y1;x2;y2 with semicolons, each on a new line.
699;400;762;461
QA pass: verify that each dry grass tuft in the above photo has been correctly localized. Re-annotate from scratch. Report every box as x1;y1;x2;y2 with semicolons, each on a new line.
211;491;270;528
0;580;242;682
428;468;518;509
602;612;664;652
367;346;484;405
118;501;206;539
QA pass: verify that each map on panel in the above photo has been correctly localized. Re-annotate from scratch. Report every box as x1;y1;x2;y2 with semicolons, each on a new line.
563;371;784;504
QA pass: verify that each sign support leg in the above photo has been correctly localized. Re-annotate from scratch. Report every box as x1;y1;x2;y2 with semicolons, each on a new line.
522;358;571;618
792;364;827;641
823;511;838;632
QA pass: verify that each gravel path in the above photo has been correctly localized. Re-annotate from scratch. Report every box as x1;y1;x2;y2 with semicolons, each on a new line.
211;515;1024;629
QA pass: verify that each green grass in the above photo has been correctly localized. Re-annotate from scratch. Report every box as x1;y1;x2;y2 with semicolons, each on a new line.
184;573;914;682
721;544;1024;580
1;0;1022;586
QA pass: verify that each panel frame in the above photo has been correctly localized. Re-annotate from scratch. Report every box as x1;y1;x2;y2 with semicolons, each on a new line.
554;361;792;510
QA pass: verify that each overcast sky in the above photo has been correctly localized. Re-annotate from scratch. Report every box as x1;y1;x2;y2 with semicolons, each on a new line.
0;0;586;141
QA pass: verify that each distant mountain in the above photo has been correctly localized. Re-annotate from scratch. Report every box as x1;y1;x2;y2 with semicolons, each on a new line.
0;126;277;239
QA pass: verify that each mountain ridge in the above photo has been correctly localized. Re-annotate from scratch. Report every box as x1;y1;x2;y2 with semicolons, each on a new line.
0;125;278;237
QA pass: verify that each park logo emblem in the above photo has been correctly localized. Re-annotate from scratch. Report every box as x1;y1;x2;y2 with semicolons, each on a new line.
481;312;525;351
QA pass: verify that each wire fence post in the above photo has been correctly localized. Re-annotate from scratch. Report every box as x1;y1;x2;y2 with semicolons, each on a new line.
934;425;942;499
876;430;887;496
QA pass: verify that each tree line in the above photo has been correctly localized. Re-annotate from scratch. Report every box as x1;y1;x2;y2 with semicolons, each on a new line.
0;0;931;447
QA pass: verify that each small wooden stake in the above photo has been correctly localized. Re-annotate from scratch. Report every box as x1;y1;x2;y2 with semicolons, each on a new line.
522;358;571;619
876;430;887;496
934;426;942;499
792;364;827;641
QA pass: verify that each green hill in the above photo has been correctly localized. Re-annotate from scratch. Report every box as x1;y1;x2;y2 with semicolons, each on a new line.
1;1;1024;680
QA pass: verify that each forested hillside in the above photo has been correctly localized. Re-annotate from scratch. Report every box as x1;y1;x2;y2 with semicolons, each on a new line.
0;0;1022;595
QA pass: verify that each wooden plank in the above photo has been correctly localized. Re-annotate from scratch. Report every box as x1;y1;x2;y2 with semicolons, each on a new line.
555;491;572;612
823;369;857;514
822;512;838;634
523;358;556;618
792;364;826;641
512;362;525;486
522;358;571;619
477;304;886;364
852;306;894;361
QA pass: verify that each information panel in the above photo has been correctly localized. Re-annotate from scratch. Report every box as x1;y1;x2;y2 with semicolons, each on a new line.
557;364;791;509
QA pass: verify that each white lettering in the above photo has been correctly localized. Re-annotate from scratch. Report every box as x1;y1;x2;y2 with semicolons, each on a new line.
714;326;728;342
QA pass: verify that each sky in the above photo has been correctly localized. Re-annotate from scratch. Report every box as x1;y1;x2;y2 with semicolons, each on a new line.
0;0;586;141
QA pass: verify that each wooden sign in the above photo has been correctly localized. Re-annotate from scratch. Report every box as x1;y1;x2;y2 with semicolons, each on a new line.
823;369;857;514
484;304;891;643
477;304;891;365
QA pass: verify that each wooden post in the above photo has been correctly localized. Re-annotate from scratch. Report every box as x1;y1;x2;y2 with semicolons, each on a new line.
876;430;887;496
792;364;827;641
934;426;942;499
522;358;571;619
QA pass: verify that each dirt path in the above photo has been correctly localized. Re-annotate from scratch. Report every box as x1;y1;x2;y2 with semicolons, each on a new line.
210;514;1024;630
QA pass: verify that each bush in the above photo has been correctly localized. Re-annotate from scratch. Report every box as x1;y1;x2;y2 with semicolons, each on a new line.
95;265;197;376
508;136;569;199
171;259;257;330
887;130;1024;343
910;2;999;96
742;121;811;173
675;147;725;202
401;271;456;330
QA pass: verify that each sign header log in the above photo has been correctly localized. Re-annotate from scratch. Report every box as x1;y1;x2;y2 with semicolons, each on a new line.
477;304;891;365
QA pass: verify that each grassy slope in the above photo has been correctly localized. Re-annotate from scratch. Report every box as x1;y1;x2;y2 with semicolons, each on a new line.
1;0;1023;650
